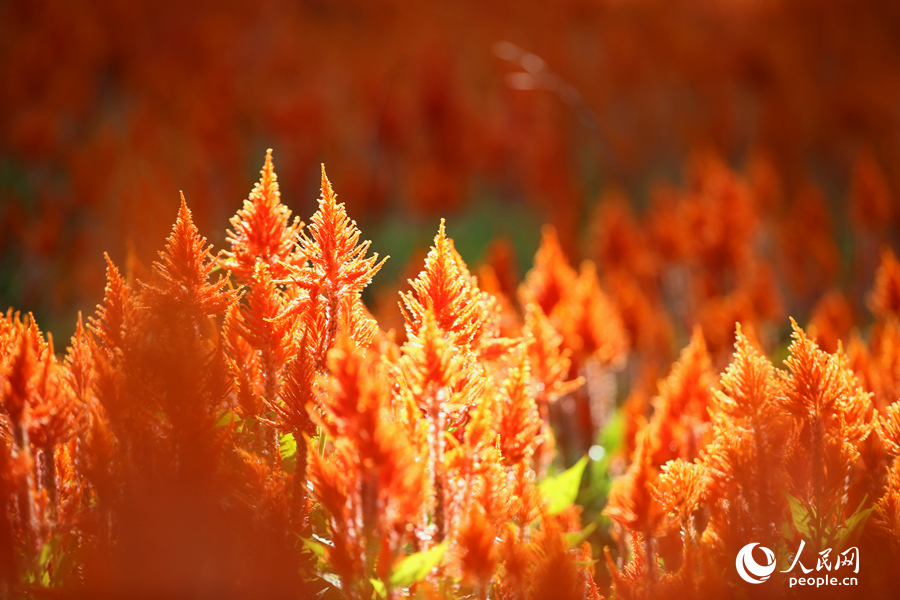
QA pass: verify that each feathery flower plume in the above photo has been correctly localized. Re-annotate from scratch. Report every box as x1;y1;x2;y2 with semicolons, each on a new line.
309;338;430;598
142;194;237;319
88;253;135;354
497;348;542;467
701;324;789;556
396;308;482;543
223;149;304;282
279;166;386;362
646;328;716;467
605;431;666;586
776;319;874;549
401;220;510;356
518;226;577;317
869;247;900;320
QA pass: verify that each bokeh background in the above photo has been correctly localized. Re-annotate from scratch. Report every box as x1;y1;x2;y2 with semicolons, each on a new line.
2;0;900;344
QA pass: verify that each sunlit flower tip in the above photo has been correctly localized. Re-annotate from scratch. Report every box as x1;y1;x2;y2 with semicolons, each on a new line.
224;149;303;281
143;193;237;317
320;163;332;197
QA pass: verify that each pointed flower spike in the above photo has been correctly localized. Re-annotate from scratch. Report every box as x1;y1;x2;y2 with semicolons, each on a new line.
64;312;95;408
497;348;541;467
302;165;386;297
276;165;385;356
605;430;666;536
714;323;776;419
2;323;36;442
645;327;716;465
400;219;495;349
522;299;580;410
223;149;304;282
142;193;237;318
877;401;900;455
777;318;872;430
518;225;577;317
88;253;133;353
239;263;295;369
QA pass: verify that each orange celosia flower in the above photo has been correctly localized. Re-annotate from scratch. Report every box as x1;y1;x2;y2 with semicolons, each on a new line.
698;325;791;559
777;320;872;441
222;305;265;418
141;194;237;319
522;299;574;400
309;338;430;598
397;309;483;423
88;253;135;354
654;459;709;528
401;220;508;356
872;488;900;550
530;519;602;600
23;334;79;452
453;503;498;594
279;166;386;361
605;430;667;548
560;263;629;370
808;290;855;354
877;401;900;456
396;308;482;543
646;328;717;466
236;264;296;371
223;149;305;283
869;247;900;320
775;320;874;549
64;314;94;410
496;349;542;467
519;226;577;318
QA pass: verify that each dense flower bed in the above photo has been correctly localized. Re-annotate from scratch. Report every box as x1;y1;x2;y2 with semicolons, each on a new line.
3;152;900;598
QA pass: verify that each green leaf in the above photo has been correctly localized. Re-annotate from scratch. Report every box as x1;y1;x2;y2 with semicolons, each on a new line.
37;535;61;585
280;432;298;473
844;505;874;536
584;410;624;503
834;497;874;549
598;410;624;454
280;432;297;458
540;456;589;515
301;537;327;561
214;410;240;428
39;537;59;569
785;493;814;540
52;540;81;586
389;541;448;589
370;578;387;598
564;521;597;548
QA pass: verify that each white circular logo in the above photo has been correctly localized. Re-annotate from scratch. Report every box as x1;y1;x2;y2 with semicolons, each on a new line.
736;543;776;584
